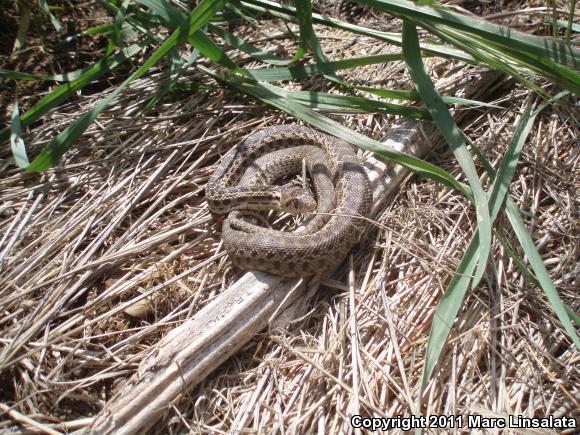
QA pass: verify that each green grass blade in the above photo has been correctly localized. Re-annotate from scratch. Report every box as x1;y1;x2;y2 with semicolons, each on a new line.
292;0;314;62
343;85;414;101
428;24;580;95
423;23;546;95
212;22;505;110
245;53;403;81
26;0;225;171
208;23;292;65
55;23;115;48
504;200;580;349
252;58;506;109
354;0;579;68
290;0;340;84
188;30;245;74
143;49;200;112
0;44;143;143
10;102;29;168
207;22;499;110
190;24;431;120
0;69;61;81
107;0;130;55
402;20;491;287
0;55;147;83
186;36;429;118
38;0;62;32
273;88;430;119
13;2;31;51
418;98;529;402
223;0;258;26
136;0;290;71
136;0;187;28
109;2;166;43
349;85;507;110
136;0;250;77
241;0;475;63
302;9;340;83
419;233;480;397
493;96;579;347
566;0;578;41
495;220;580;330
419;92;579;410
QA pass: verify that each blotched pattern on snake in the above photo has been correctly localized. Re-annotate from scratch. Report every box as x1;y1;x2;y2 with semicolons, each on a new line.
206;125;372;276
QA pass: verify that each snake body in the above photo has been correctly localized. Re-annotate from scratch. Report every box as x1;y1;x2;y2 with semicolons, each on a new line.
206;125;372;277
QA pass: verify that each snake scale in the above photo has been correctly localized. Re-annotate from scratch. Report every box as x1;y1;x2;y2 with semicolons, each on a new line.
206;125;372;277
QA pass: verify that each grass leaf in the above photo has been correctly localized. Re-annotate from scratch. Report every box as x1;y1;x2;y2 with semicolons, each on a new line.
108;0;130;55
209;23;292;65
272;88;430;119
55;23;116;48
402;21;491;287
38;0;63;32
143;49;200;112
26;0;225;171
10;102;30;168
292;0;314;62
136;0;187;28
419;91;579;412
426;23;580;95
245;53;403;81
354;0;579;68
242;0;475;62
0;44;144;144
504;199;580;349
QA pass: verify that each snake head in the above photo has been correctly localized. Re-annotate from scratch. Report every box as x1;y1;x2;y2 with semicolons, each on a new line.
280;186;317;213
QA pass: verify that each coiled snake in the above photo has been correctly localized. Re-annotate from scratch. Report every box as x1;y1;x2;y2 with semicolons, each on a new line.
206;125;371;276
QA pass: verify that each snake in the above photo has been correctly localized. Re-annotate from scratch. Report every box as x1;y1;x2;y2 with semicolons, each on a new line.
206;125;372;277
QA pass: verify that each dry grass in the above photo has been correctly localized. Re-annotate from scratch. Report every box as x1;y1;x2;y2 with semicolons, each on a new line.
1;8;578;435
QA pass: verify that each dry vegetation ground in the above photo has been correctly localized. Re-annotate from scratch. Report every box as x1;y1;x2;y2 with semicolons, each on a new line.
0;1;578;434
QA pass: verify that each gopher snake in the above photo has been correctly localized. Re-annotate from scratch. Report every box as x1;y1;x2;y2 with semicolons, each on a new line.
206;125;371;276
